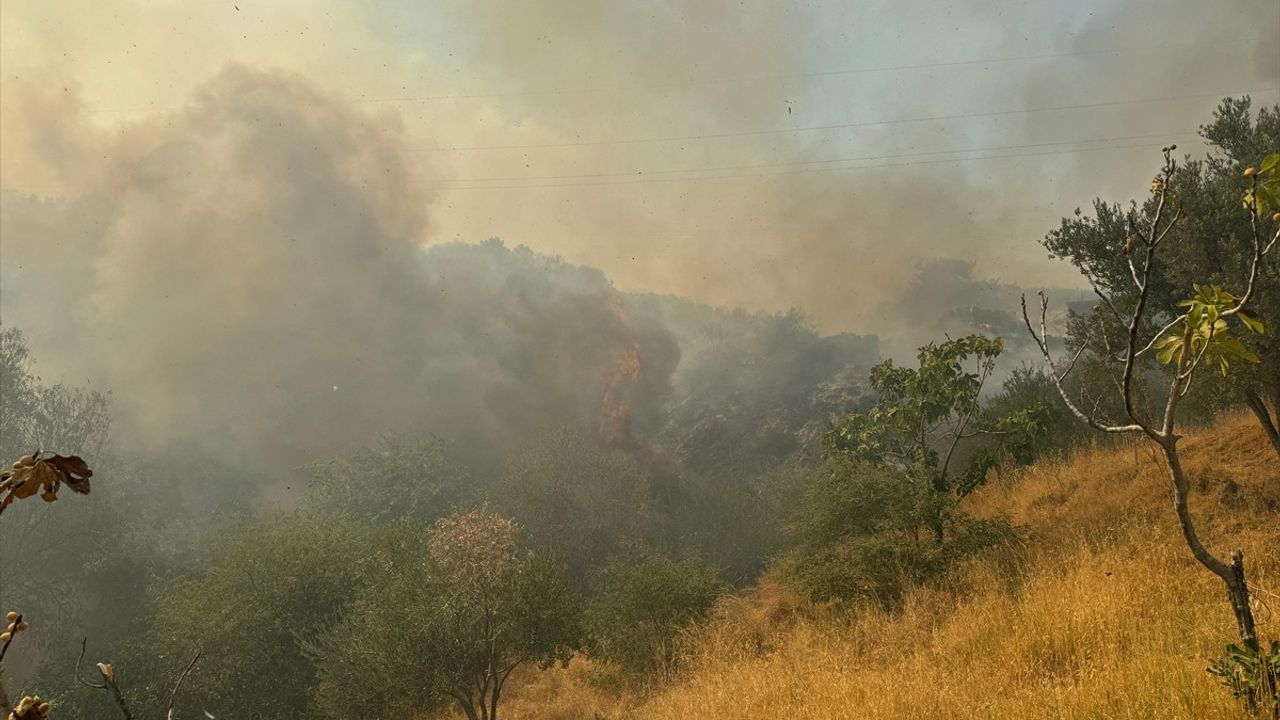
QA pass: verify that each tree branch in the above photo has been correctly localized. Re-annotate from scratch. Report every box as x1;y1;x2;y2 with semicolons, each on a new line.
1020;292;1144;434
937;362;992;485
0;613;21;666
74;638;107;690
1081;264;1126;324
166;651;203;720
73;638;135;720
1226;176;1279;318
1162;330;1192;435
1134;314;1187;358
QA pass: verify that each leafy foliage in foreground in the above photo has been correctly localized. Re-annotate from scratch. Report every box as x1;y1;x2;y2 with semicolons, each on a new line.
1208;639;1280;718
0;453;92;514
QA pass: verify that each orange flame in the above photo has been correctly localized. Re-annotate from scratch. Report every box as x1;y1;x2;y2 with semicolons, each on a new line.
600;345;642;443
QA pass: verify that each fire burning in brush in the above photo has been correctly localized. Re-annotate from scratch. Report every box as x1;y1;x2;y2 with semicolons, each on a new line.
591;292;678;483
600;345;642;443
599;294;643;445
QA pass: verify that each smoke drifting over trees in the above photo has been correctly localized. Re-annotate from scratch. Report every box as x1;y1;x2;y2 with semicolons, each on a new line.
1;0;1275;470
0;68;686;470
0;2;1277;718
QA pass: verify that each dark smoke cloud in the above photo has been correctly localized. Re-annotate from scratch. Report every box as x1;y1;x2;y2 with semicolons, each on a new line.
0;67;677;471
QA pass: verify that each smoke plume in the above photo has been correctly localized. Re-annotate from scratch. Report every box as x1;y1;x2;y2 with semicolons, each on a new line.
1;0;1276;469
0;67;677;470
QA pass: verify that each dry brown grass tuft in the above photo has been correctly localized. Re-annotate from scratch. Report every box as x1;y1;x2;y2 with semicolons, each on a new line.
499;413;1279;719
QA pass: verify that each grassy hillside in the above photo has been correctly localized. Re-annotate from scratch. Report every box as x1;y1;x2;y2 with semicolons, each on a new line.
499;413;1280;719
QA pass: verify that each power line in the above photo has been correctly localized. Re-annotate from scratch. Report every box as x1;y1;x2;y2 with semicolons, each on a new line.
0;133;1200;197
0;131;1225;198
444;130;1194;185
367;42;1196;105
411;87;1278;152
439;134;1203;191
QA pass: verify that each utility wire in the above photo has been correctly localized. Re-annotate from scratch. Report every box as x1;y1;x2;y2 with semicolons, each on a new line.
444;130;1194;184
439;134;1204;191
412;87;1277;152
82;42;1196;116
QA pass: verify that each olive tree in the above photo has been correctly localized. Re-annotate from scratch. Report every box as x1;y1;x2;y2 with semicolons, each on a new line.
584;547;723;673
1043;98;1280;456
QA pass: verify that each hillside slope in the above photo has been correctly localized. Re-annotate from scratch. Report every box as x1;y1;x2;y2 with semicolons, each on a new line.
502;413;1280;720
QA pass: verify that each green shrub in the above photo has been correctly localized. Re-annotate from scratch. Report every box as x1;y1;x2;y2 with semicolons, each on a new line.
776;459;1015;606
584;547;725;673
312;511;581;720
776;534;941;605
1208;639;1280;718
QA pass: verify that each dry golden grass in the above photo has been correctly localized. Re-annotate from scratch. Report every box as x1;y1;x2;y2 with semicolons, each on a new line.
500;413;1280;719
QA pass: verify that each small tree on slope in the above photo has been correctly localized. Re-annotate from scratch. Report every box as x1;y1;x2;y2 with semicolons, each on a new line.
1021;147;1277;660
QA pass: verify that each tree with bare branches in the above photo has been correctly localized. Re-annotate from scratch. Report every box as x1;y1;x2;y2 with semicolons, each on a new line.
1042;99;1280;458
1021;147;1278;650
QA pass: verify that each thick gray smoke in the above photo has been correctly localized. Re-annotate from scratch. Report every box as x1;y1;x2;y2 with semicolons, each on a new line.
0;67;677;470
413;0;1277;336
1;0;1276;471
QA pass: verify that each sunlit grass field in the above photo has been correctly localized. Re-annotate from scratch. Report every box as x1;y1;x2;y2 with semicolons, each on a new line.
498;413;1280;719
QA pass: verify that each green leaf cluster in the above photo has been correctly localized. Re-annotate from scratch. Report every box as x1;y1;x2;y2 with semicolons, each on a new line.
1243;153;1280;214
775;459;1015;606
1154;284;1264;375
1208;639;1280;715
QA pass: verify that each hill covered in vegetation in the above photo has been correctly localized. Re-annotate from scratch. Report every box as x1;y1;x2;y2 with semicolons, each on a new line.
499;412;1279;720
1;98;1275;720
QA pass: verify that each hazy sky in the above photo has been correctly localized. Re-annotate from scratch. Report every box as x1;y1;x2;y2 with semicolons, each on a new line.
2;0;1278;332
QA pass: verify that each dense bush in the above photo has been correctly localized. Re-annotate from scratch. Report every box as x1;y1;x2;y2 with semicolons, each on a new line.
312;511;581;720
983;365;1088;461
775;459;1014;606
124;512;387;719
493;425;656;584
660;465;800;583
584;547;725;673
303;433;473;522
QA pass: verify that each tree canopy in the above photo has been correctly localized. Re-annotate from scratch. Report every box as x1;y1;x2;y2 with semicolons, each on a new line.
1042;97;1280;453
823;335;1047;498
311;510;580;720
